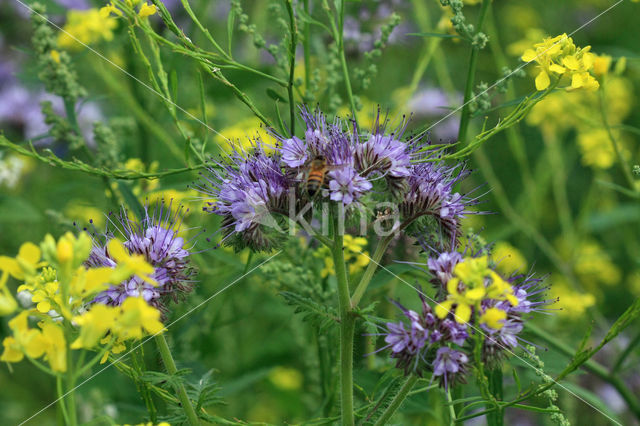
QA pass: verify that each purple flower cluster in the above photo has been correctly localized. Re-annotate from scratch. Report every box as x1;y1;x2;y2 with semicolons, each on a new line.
198;107;475;251
379;289;469;389
86;202;196;312
380;246;554;383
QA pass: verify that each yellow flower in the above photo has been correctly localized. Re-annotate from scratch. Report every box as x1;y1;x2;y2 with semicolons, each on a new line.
576;129;617;169
0;337;24;363
64;202;106;228
58;9;118;50
50;50;61;64
269;367;303;390
0;242;46;281
71;304;118;349
550;277;595;319
215;117;278;154
40;322;67;372
435;256;518;324
593;54;612;77
113;297;164;340
316;235;370;278
107;239;157;286
99;337;126;364
521;33;599;91
138;3;157;18
573;241;621;286
480;307;507;330
492;242;527;274
0;271;17;315
100;3;123;18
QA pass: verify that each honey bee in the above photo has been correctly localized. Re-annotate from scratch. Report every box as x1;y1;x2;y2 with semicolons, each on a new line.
305;155;329;197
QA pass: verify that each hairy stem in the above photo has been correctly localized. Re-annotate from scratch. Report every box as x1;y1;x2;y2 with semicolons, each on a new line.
373;375;418;425
155;334;200;425
332;213;355;426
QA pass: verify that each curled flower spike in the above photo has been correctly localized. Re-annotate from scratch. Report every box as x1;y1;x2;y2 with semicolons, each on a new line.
87;201;197;312
198;107;473;252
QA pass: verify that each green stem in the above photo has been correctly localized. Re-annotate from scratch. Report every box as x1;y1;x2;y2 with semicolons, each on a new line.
457;0;490;145
350;234;394;307
332;212;355;426
599;79;636;191
447;386;457;425
303;0;312;95
373;375;419;425
56;375;71;426
612;329;640;374
66;344;78;426
326;0;357;119
487;368;504;426
542;129;575;245
155;334;200;425
525;323;640;419
285;0;298;136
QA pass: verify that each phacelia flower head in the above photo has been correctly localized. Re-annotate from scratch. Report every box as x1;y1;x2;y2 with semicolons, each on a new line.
378;288;468;387
198;106;472;252
86;201;196;312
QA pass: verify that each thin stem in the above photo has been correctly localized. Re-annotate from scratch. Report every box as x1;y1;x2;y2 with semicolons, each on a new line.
599;79;636;190
447;386;457;425
66;343;78;426
373;375;419;426
457;0;490;145
154;334;200;425
612;329;640;374
350;234;395;307
487;368;504;426
542;129;575;245
56;375;71;426
325;0;357;119
285;0;298;136
332;212;355;426
525;322;640;419
303;0;311;94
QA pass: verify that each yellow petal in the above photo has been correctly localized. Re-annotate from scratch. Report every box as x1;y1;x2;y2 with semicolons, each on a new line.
19;243;41;265
446;277;460;295
535;70;550;90
548;64;566;74
562;55;579;70
521;49;537;62
435;300;453;319
465;287;486;301
454;303;472;324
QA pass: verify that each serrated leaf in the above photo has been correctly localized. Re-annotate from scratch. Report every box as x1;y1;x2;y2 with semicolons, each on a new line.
280;291;339;331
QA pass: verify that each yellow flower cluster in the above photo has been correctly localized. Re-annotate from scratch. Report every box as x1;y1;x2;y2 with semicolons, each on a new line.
101;0;157;19
550;277;596;319
0;233;163;373
435;256;518;329
316;235;370;278
527;74;632;170
492;242;527;274
215;117;278;154
58;9;118;50
522;33;599;91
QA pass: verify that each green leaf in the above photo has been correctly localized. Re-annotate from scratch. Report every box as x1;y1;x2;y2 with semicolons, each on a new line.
280;291;339;332
267;88;287;103
116;181;145;220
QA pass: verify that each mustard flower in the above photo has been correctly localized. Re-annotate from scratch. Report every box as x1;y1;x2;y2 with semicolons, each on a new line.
58;9;118;50
521;33;599;91
434;256;519;324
